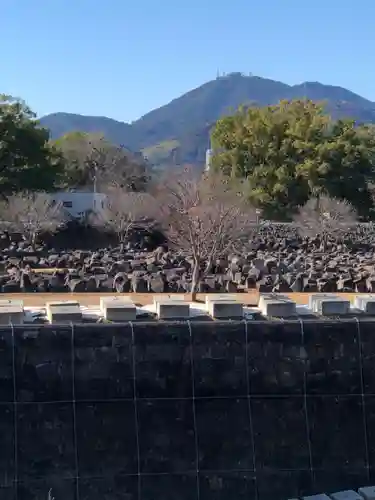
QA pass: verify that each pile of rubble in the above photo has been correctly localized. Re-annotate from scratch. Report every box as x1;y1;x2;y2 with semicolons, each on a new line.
1;224;375;294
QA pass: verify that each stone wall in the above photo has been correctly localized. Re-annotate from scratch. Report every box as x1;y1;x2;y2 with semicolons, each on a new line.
1;318;375;500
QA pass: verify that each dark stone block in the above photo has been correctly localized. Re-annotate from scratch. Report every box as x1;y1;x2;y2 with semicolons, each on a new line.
195;397;253;471
191;321;247;397
247;320;305;395
17;402;75;481
0;405;14;486
308;395;367;469
14;325;73;403
369;467;375;486
199;472;256;500
140;473;197;500
138;399;196;473
134;322;192;399
302;319;361;395
358;319;375;394
252;396;310;470
17;478;77;500
313;468;370;495
73;324;133;401
76;401;137;477
0;328;14;403
363;396;375;468
256;470;312;500
79;475;138;500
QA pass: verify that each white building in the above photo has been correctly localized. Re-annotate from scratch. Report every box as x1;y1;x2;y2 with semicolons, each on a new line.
49;191;107;220
205;149;213;172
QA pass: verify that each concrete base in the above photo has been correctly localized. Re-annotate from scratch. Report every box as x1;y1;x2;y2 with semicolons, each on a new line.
303;495;331;500
205;294;239;303
46;300;80;308
0;306;24;325
153;295;185;304
155;301;190;319
331;491;363;500
100;296;137;321
359;487;375;500
0;299;24;307
46;301;82;324
206;300;243;319
354;295;375;314
258;294;297;317
309;294;350;315
0;300;24;324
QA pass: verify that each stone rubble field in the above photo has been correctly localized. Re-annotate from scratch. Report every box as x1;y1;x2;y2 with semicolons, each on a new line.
1;223;375;295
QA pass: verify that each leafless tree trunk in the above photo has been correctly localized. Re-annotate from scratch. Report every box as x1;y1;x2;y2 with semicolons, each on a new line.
155;166;258;300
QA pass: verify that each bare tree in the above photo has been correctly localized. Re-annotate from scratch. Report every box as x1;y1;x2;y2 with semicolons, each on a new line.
93;187;157;249
1;192;66;247
156;166;257;299
293;195;357;248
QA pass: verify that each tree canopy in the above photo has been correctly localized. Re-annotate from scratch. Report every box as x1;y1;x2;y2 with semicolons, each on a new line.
52;132;149;192
0;95;62;198
211;99;375;219
0;94;150;198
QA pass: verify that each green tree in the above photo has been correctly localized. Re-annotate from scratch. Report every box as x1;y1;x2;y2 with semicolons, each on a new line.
211;99;375;219
0;95;62;198
52;132;149;192
299;120;375;217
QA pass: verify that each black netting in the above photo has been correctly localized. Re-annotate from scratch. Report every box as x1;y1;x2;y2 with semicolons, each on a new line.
0;319;372;499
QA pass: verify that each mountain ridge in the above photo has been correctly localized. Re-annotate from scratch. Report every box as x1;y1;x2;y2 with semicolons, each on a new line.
40;74;375;167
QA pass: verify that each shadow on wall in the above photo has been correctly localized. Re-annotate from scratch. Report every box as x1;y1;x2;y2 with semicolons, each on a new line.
0;318;375;499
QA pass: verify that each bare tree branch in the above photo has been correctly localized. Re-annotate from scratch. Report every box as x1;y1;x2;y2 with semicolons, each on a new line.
92;187;157;246
293;195;358;243
0;192;66;246
155;166;258;295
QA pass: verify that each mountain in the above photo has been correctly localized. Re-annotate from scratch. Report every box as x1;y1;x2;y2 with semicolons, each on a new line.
40;73;375;168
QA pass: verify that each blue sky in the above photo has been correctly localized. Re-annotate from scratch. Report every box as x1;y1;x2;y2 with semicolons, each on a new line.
1;0;374;122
